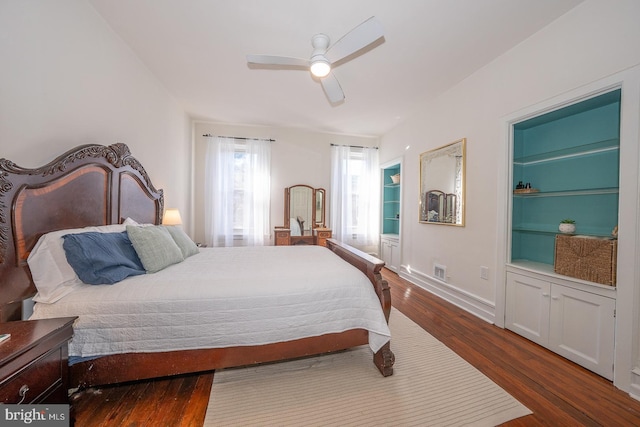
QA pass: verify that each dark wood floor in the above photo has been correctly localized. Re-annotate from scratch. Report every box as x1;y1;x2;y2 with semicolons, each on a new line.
72;270;640;426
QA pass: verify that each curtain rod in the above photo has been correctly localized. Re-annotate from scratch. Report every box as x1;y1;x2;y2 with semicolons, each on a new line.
202;134;275;142
330;143;378;149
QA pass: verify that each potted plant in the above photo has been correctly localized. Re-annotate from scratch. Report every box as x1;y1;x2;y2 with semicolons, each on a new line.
559;218;576;234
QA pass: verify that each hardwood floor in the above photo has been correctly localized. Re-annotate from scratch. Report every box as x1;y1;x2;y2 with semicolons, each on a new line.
72;269;640;426
72;373;213;426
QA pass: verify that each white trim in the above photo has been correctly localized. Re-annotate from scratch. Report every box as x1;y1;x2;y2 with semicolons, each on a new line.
399;265;495;324
631;368;640;401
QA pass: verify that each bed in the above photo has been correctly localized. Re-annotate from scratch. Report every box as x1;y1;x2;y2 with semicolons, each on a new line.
0;143;394;388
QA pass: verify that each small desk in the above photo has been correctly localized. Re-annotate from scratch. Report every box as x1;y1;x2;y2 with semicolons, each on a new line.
0;317;76;405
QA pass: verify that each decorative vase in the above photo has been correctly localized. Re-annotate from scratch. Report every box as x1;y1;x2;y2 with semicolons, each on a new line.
559;223;576;234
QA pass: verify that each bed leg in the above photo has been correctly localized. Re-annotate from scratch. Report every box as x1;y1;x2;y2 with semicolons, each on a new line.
373;342;394;376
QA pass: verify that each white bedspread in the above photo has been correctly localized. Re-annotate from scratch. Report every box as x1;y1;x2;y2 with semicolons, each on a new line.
30;245;391;358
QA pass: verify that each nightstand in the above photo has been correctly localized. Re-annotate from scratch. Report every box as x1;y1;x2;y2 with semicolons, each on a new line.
0;317;76;405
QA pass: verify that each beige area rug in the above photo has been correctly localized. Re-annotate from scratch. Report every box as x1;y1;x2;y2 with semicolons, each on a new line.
204;309;531;426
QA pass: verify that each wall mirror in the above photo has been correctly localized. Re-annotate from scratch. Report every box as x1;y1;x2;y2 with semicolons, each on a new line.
419;138;466;226
284;185;326;237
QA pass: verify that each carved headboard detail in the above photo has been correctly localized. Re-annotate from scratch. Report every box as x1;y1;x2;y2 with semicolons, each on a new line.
0;143;163;320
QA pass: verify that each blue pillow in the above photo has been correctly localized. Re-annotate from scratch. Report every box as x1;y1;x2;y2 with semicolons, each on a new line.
62;231;145;285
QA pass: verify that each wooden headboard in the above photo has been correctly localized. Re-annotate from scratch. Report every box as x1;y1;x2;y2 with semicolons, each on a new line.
0;143;163;321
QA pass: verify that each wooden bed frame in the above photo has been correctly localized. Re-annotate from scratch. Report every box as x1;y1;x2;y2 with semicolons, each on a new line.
0;143;394;388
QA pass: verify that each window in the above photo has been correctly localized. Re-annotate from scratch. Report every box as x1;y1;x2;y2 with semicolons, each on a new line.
330;145;380;251
204;137;271;246
232;146;248;232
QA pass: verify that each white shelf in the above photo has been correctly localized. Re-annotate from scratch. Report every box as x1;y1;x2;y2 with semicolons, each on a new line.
513;138;618;165
513;187;618;198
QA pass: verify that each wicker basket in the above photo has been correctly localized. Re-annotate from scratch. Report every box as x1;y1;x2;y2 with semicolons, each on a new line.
554;234;617;286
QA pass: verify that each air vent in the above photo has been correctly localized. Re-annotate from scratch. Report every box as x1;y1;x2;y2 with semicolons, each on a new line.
434;264;446;282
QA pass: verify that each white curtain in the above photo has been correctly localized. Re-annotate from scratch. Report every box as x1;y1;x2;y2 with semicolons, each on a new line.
330;145;380;251
204;136;271;247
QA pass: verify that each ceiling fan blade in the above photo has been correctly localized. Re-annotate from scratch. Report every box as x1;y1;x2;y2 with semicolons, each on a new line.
246;54;309;68
325;16;384;64
321;73;345;104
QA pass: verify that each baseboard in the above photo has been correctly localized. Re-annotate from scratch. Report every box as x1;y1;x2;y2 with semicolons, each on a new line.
630;368;640;401
398;265;496;324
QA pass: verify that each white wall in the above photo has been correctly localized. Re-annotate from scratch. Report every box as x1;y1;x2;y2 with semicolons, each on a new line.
380;0;640;393
192;122;378;245
0;0;190;226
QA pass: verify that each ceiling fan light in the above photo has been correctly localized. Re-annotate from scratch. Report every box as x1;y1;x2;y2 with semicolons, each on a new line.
310;59;331;77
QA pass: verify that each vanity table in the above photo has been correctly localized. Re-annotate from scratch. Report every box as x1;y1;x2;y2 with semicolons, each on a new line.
274;228;332;246
275;184;331;246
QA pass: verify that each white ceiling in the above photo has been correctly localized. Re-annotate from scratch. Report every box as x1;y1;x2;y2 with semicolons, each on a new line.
89;0;584;137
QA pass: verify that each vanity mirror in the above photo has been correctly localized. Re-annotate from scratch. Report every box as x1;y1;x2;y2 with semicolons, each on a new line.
315;188;325;227
419;138;466;226
280;184;327;245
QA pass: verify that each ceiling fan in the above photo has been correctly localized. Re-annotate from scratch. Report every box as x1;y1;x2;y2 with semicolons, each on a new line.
246;16;384;104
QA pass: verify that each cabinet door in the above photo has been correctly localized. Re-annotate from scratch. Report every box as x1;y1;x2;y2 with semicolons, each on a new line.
549;284;615;380
388;240;399;272
380;238;399;272
506;273;550;346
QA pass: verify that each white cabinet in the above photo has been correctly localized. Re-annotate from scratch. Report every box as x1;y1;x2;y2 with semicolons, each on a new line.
380;235;400;272
506;272;615;380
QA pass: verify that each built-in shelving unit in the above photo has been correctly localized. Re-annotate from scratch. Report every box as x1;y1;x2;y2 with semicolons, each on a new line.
380;161;401;272
506;88;621;380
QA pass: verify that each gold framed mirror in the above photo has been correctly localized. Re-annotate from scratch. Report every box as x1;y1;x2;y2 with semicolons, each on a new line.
419;138;466;226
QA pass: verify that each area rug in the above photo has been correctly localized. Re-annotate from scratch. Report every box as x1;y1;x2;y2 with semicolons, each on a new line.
204;309;531;426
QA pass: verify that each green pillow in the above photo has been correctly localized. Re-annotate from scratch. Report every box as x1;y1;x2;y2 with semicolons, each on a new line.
126;225;184;273
165;226;199;258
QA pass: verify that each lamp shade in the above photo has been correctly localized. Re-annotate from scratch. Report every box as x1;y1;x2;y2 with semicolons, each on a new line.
162;208;182;226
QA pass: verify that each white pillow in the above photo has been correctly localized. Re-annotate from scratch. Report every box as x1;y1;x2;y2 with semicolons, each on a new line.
28;223;129;303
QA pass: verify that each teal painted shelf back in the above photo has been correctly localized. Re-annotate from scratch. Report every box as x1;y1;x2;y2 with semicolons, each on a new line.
511;89;621;267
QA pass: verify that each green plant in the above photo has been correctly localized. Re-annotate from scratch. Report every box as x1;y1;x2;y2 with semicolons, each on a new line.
560;218;575;224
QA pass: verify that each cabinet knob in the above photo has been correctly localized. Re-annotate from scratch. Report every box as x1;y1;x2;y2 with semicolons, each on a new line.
542;293;550;297
18;384;29;404
551;296;559;300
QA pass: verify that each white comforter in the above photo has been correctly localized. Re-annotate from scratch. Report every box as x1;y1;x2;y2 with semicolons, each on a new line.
30;245;391;358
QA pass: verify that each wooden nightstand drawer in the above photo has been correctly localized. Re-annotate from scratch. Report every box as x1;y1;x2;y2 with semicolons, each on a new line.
274;228;291;246
313;228;332;247
0;348;62;404
0;317;75;406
